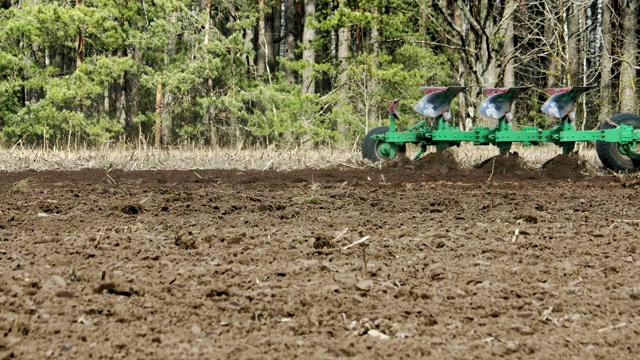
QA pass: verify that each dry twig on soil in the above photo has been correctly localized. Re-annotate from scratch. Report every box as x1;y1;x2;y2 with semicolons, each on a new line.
598;323;626;333
342;236;371;250
486;158;496;183
511;228;520;242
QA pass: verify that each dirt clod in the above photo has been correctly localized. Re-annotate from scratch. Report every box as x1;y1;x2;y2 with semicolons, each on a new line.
121;204;144;215
55;290;74;298
313;235;334;249
175;232;198;250
475;152;525;173
414;150;460;173
542;153;588;179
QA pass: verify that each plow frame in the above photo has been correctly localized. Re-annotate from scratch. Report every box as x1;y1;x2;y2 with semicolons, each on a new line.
365;86;640;169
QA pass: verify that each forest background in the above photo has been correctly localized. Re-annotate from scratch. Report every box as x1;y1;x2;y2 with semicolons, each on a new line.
0;0;638;150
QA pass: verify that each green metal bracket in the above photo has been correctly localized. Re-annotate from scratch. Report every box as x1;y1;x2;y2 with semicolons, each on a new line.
619;144;640;160
413;146;426;161
496;117;513;155
376;119;640;159
389;113;396;133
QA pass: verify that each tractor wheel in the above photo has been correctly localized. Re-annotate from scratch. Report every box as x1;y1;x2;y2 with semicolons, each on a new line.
361;126;406;162
596;113;640;172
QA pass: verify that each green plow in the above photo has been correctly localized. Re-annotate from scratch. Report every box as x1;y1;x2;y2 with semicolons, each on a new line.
361;86;640;172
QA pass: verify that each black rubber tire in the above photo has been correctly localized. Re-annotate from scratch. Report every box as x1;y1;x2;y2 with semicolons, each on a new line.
596;113;640;172
361;126;405;162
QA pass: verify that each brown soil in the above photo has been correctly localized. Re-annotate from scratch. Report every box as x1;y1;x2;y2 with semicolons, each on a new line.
413;151;460;174
473;152;541;178
542;153;589;179
1;167;639;359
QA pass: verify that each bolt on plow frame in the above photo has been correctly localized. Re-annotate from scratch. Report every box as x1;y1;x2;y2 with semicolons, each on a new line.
361;86;640;172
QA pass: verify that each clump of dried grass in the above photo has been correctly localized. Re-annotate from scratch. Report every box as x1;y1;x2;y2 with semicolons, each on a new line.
0;146;365;172
0;142;603;172
11;178;31;192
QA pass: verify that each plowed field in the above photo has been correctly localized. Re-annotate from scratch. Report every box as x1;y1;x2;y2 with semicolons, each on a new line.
1;163;639;359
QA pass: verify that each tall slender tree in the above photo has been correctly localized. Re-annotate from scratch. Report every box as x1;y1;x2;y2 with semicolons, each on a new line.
619;0;638;113
502;0;516;88
301;0;316;94
283;0;297;82
599;0;613;121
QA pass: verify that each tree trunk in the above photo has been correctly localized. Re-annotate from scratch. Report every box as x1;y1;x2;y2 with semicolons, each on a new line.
301;0;316;94
116;74;126;126
579;3;591;130
599;0;612;121
449;2;477;127
459;0;498;88
154;83;162;149
566;1;581;86
256;0;267;77
273;0;283;32
203;0;215;145
244;25;255;75
449;0;507;126
113;48;126;128
335;2;350;145
204;0;213;90
265;1;276;75
447;2;469;129
161;90;173;145
273;0;282;68
126;45;141;139
337;12;349;92
459;57;469;130
103;83;109;118
283;0;297;82
369;6;379;133
162;14;177;145
419;3;427;35
503;0;516;88
76;0;83;68
619;0;637;113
